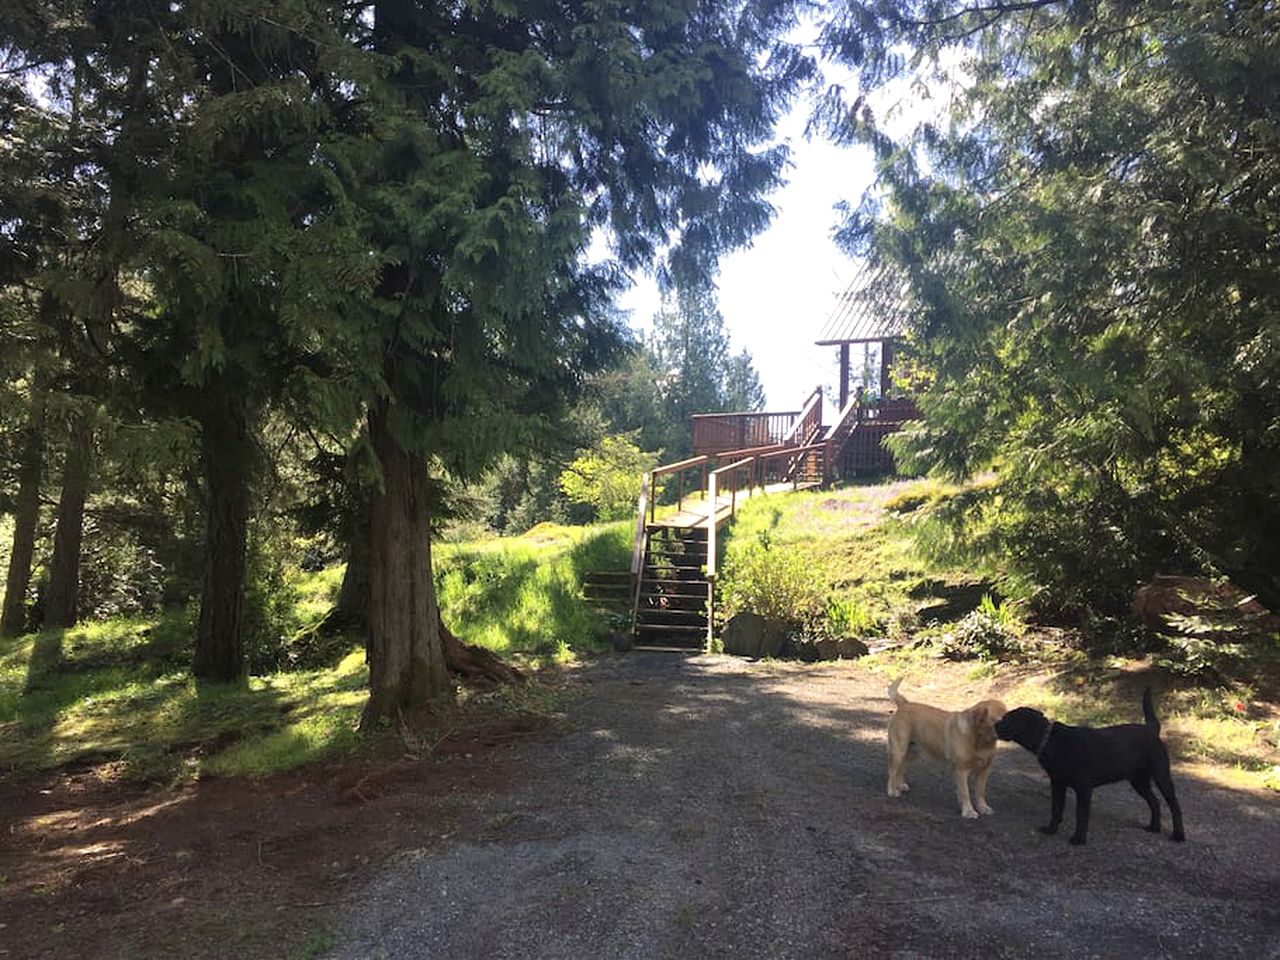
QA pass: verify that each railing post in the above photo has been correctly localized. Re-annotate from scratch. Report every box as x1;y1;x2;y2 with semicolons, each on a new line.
630;472;651;634
705;471;717;652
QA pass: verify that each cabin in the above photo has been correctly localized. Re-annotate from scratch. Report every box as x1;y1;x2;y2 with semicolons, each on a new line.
690;260;920;476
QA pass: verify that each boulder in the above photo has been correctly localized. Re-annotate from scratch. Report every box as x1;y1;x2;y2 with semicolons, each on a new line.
791;636;871;661
837;637;871;659
1132;575;1278;633
722;612;793;659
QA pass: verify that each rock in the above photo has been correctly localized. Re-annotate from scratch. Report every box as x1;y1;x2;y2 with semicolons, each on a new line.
722;612;794;659
837;637;870;659
610;630;634;652
791;636;870;661
814;638;840;661
1132;575;1278;633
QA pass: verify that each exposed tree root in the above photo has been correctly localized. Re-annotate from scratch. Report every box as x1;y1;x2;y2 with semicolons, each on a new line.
440;615;524;685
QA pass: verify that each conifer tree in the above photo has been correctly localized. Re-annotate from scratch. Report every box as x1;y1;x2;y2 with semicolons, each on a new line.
822;0;1280;613
333;1;808;723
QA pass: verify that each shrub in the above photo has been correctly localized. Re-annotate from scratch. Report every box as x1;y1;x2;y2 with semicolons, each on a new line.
718;535;825;627
821;595;880;639
936;593;1021;660
559;434;660;521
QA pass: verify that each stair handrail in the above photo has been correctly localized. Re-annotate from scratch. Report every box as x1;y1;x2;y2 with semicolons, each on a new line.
705;470;718;650
629;470;652;629
821;395;863;483
710;454;757;520
647;454;710;525
780;387;824;447
768;441;826;486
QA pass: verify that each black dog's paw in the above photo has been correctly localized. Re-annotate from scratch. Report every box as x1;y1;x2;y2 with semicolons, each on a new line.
1144;823;1162;833
1170;831;1186;843
1037;824;1058;836
1069;835;1087;846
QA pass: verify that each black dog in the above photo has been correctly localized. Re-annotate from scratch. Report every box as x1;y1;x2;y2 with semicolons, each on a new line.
995;687;1185;845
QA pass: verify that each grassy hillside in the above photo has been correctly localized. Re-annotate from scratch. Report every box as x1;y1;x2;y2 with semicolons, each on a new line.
2;492;1273;791
0;520;631;780
717;479;1278;790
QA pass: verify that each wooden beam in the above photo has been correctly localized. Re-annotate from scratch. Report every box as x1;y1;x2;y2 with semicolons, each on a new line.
839;342;850;409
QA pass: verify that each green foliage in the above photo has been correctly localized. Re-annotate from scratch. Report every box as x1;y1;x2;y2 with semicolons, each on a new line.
559;434;659;522
645;287;768;460
1;0;809;699
435;522;630;659
719;485;951;632
935;594;1021;661
883;479;956;516
719;535;825;627
821;595;879;639
828;0;1280;619
0;612;365;776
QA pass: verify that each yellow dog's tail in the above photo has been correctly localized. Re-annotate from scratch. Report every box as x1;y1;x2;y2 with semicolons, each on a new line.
887;677;906;706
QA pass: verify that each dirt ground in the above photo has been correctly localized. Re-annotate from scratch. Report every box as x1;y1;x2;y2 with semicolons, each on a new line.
2;652;1278;960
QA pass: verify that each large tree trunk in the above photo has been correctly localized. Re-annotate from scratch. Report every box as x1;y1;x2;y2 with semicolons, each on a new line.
325;502;371;635
1;389;47;636
193;393;252;683
361;399;450;729
43;410;95;629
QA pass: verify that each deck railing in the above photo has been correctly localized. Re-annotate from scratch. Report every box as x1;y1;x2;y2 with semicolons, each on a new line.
691;410;799;455
779;387;824;446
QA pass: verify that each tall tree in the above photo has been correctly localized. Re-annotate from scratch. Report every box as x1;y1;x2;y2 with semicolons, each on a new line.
823;0;1280;613
43;405;95;628
1;378;46;636
336;1;808;724
648;285;767;458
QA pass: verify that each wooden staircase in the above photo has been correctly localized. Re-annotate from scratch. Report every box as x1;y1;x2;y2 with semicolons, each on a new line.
632;527;713;648
583;388;918;651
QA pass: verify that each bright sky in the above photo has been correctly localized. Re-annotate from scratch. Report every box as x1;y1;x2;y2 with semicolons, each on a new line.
616;102;877;411
614;35;966;413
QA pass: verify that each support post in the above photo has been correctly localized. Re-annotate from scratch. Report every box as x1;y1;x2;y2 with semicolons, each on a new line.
705;472;717;652
839;343;850;410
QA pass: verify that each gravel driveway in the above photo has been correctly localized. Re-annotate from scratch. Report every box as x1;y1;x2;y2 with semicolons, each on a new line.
328;652;1280;959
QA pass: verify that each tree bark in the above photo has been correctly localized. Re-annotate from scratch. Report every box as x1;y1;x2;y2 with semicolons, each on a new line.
440;616;524;685
1;389;48;636
325;502;371;635
361;399;450;729
193;392;252;683
43;409;95;629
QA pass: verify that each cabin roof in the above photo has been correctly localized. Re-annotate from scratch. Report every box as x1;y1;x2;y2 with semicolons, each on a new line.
815;260;913;345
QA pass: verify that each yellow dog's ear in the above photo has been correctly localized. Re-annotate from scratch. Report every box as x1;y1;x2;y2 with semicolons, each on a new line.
971;704;988;725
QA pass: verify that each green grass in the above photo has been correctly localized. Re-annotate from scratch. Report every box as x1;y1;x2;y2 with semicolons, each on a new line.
718;480;986;634
0;609;367;777
0;520;630;780
435;519;631;660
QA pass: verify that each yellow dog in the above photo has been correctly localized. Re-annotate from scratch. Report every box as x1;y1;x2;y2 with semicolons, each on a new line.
885;678;1007;819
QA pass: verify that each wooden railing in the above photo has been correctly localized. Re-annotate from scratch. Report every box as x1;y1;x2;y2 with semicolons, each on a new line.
819;396;862;482
691;410;800;456
630;440;823;636
780;387;824;446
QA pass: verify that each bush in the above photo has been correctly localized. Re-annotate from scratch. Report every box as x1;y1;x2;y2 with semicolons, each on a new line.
718;534;825;628
821;595;880;639
559;434;660;521
936;594;1021;660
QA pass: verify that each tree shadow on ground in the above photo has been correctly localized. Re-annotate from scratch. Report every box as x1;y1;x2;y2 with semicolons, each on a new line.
330;651;1280;960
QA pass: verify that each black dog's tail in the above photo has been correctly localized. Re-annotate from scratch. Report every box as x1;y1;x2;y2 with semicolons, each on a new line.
1142;686;1160;734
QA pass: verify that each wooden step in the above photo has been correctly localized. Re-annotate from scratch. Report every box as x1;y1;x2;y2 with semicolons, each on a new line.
634;623;706;648
637;585;707;600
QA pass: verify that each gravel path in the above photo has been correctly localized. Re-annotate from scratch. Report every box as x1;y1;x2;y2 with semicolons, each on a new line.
327;652;1280;959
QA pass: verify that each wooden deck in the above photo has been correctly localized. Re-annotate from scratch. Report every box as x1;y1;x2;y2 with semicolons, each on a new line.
649;481;818;530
